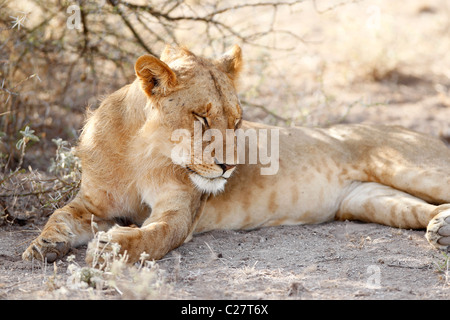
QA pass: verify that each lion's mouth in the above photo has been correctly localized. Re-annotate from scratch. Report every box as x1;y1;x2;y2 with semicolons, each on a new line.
185;165;225;180
184;166;227;194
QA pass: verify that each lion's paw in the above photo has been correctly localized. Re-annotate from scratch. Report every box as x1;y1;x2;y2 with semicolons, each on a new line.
85;225;143;267
426;206;450;252
22;225;71;263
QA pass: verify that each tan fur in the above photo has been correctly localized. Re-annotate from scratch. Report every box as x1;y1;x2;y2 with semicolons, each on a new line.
23;46;450;264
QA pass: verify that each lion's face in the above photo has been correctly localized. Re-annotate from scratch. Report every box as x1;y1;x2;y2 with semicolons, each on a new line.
134;45;243;194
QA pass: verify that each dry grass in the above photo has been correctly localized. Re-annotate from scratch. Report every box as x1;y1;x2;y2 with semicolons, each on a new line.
33;229;175;299
434;252;450;286
62;240;174;299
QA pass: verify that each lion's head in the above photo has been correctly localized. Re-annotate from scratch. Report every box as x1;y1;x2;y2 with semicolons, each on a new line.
134;45;244;194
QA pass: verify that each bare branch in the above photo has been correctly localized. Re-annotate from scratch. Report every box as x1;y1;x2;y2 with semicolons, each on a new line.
78;0;90;54
203;1;305;19
312;0;363;14
240;99;289;123
116;0;307;50
107;0;157;56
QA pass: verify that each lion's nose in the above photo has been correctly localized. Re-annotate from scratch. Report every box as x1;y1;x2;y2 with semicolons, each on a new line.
217;162;236;173
222;163;236;172
214;158;236;173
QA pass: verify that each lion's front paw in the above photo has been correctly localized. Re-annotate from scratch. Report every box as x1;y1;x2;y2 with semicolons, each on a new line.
22;225;71;263
426;206;450;252
86;226;144;267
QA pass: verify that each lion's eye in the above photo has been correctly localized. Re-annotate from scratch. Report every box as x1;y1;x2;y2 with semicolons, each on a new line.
193;113;209;127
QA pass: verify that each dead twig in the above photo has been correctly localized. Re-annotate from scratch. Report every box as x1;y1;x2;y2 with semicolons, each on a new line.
107;0;157;56
241;99;289;123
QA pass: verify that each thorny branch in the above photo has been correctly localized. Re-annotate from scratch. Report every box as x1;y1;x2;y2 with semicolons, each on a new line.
108;0;308;51
107;0;157;56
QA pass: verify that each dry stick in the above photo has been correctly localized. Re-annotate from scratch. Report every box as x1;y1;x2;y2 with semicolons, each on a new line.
312;0;363;14
120;0;307;51
78;0;90;55
107;0;157;56
0;180;79;198
240;99;289;123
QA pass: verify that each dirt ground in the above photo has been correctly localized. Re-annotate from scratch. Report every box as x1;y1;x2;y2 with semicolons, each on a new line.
1;0;450;300
1;218;449;300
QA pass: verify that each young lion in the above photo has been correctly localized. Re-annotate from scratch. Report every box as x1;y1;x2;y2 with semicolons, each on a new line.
23;45;450;264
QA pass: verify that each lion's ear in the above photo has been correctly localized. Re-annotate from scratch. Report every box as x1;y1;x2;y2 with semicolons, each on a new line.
216;44;243;81
135;54;177;97
160;44;193;63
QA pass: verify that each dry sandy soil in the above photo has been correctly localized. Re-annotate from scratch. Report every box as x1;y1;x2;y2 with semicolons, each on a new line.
164;223;450;299
1;218;450;300
1;0;450;300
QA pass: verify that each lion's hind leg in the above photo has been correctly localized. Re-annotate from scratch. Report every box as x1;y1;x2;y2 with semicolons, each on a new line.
337;182;450;251
337;182;437;229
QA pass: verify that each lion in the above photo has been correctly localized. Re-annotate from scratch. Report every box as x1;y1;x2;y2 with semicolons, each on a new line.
23;45;450;265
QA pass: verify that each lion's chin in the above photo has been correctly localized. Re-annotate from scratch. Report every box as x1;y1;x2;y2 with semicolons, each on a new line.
189;174;227;195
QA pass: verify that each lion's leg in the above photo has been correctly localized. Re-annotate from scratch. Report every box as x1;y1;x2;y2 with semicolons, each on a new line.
337;182;450;250
85;187;206;265
373;165;450;205
337;182;436;229
361;132;450;205
22;194;114;263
